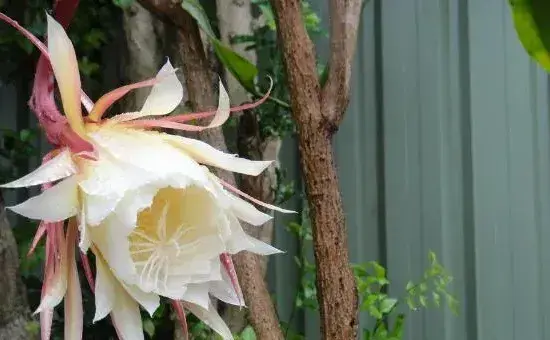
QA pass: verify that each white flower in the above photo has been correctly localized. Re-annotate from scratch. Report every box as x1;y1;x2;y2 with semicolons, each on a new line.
0;13;291;340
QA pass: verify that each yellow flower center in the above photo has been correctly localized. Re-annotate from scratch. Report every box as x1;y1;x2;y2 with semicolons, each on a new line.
128;186;222;293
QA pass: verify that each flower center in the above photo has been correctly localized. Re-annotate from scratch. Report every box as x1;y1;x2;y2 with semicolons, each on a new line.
128;186;222;294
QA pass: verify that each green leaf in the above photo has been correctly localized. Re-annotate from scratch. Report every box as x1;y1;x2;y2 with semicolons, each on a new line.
361;294;378;310
406;296;416;310
181;0;217;38
363;329;372;340
19;129;31;142
112;0;135;8
319;64;330;87
368;305;383;319
239;326;257;340
212;41;258;92
142;318;155;338
389;314;405;338
380;297;398;314
181;0;259;92
432;291;441;307
419;282;428;293
370;261;386;279
419;295;427;307
509;0;550;71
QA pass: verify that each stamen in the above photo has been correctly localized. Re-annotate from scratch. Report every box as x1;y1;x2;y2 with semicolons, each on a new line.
157;203;170;240
130;247;156;255
131;230;158;243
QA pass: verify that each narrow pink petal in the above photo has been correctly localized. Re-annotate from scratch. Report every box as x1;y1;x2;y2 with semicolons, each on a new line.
28;221;48;257
217;177;295;213
40;307;54;340
88;76;161;122
80;251;95;292
36;223;68;314
0;12;49;57
59;127;97;159
122;119;206;132
0;12;93;127
40;230;55;340
171;300;189;340
64;219;83;340
219;253;243;306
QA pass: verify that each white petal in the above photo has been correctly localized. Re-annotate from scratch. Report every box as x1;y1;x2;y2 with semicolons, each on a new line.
89;216;137;282
8;176;78;222
120;282;160;317
95;249;149;339
0;149;76;188
78;147;148;197
113;185;159;230
208;79;230;128
110;285;145;340
227;194;272;226
181;284;210;310
209;268;243;307
89;127;209;184
93;252;116;322
183;301;233;340
165;134;272;176
225;221;256;254
242;235;283;255
35;248;68;314
84;192;123;226
139;59;183;117
78;204;91;252
35;270;68;313
226;216;282;255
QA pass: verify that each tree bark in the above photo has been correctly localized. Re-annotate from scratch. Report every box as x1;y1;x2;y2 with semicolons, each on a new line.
269;0;363;339
136;2;283;339
0;193;34;340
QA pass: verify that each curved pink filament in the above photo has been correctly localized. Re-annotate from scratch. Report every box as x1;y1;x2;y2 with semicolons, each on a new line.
159;80;272;123
217;177;294;213
171;300;189;340
80;251;95;292
121;119;207;132
28;221;48;257
220;253;244;306
88;76;163;122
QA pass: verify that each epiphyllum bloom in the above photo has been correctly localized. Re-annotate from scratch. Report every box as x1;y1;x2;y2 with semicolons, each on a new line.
0;13;291;340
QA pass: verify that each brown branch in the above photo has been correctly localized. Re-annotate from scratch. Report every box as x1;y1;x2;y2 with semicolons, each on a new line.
137;1;283;339
321;0;363;128
270;0;361;339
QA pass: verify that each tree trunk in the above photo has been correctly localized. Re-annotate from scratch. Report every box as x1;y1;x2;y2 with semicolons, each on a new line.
270;0;363;339
0;193;34;340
